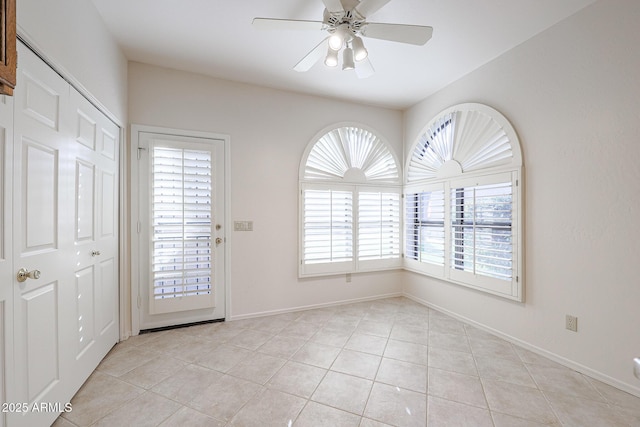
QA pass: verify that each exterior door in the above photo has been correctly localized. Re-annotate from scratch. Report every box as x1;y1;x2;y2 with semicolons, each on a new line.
137;131;226;330
8;43;119;427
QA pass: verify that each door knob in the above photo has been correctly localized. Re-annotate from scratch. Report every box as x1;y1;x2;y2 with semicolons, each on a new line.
215;237;223;245
17;268;41;283
91;250;101;257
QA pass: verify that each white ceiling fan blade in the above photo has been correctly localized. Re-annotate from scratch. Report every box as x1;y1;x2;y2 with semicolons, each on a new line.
361;23;433;45
252;18;324;31
322;0;345;13
355;58;375;79
354;0;390;19
294;37;330;72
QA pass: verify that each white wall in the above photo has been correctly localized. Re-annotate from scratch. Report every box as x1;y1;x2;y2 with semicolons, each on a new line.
17;0;128;124
128;62;404;318
403;0;640;395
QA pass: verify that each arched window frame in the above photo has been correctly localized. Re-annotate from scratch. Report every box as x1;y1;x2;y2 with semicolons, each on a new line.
299;123;402;277
405;103;524;301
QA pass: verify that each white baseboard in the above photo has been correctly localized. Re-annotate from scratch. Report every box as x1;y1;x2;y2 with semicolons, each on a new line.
228;292;403;321
403;293;640;399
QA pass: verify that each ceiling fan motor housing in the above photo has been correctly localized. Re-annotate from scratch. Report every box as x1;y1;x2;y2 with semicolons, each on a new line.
324;8;365;39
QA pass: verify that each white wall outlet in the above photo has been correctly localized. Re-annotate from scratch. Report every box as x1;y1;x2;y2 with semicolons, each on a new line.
565;315;578;332
346;273;351;283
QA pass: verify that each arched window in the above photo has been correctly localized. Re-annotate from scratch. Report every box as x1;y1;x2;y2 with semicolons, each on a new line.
299;125;401;277
405;103;524;301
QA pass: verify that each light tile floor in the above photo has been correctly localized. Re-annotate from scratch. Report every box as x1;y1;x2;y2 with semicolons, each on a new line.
55;297;640;426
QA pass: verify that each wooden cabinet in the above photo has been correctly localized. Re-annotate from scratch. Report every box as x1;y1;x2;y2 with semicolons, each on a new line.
0;0;16;96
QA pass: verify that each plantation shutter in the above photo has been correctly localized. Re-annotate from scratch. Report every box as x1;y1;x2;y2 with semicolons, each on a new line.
150;143;215;314
358;190;401;262
405;188;445;266
404;103;523;301
301;186;354;275
450;179;513;283
299;125;401;277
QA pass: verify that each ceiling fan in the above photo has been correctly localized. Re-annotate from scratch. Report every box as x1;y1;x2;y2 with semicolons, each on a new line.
252;0;433;78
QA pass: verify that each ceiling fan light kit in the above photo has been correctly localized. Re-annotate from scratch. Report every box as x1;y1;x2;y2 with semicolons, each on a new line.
253;0;433;78
325;47;339;67
342;47;355;70
352;36;368;61
328;24;348;50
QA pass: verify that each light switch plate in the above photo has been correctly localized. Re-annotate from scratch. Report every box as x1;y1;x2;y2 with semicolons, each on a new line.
234;221;253;231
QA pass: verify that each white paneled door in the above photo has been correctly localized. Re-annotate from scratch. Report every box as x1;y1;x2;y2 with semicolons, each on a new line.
137;131;226;330
7;44;119;427
0;93;14;427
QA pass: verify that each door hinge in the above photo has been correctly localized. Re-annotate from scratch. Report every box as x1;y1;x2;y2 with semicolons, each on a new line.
137;294;141;308
137;146;146;160
516;276;519;282
516;179;519;187
137;221;141;233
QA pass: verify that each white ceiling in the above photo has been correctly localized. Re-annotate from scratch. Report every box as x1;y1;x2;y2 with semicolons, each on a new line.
91;0;595;110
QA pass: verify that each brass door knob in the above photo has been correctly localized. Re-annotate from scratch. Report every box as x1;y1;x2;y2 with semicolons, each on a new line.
17;268;41;283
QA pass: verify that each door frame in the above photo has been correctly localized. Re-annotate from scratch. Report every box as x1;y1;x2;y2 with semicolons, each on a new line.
130;124;231;335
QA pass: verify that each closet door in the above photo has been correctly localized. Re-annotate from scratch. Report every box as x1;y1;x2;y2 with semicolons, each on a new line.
68;88;119;390
10;43;73;427
9;43;119;427
0;93;13;427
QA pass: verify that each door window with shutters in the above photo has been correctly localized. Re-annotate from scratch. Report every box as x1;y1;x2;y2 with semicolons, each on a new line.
299;125;401;277
150;145;213;309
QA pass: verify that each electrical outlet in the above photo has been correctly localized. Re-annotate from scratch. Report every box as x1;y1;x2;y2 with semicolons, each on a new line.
566;315;578;332
346;273;351;283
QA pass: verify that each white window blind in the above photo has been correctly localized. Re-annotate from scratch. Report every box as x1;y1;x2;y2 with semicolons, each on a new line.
151;146;213;300
405;189;445;266
302;188;353;265
451;181;513;281
358;191;401;261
